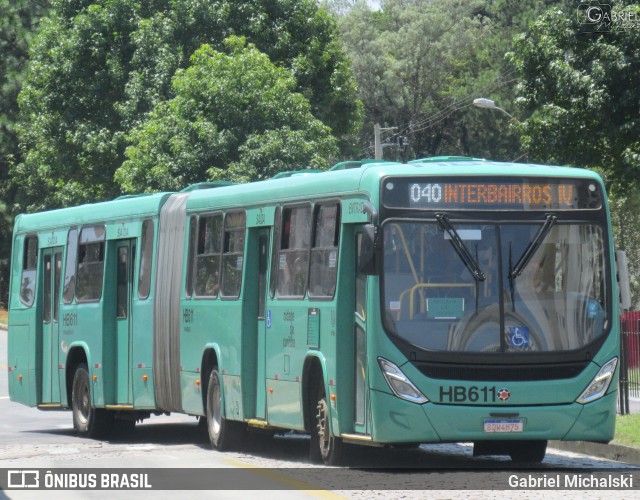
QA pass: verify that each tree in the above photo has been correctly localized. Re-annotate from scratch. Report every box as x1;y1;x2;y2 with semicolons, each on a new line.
116;38;338;192
508;5;640;187
13;0;361;211
0;0;49;307
334;0;558;161
508;4;640;304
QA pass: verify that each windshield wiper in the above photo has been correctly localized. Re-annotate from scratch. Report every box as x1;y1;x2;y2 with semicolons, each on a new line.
510;214;557;279
436;214;485;282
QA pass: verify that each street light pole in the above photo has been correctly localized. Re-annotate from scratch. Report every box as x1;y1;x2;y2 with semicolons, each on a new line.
473;98;513;118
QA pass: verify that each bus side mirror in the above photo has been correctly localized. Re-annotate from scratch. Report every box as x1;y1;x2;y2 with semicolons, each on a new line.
616;250;632;311
359;224;378;276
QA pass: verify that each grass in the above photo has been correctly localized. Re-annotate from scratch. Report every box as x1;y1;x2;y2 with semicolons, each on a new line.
614;414;640;447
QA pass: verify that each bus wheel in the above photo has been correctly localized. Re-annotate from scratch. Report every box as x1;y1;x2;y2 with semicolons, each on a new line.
206;368;243;451
509;440;547;464
71;363;113;439
313;391;345;465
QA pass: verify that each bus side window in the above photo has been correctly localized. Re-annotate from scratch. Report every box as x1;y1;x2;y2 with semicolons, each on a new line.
269;206;281;299
63;228;78;304
277;204;311;298
194;214;222;298
138;218;154;300
308;202;340;298
185;215;197;298
20;235;38;306
75;225;105;302
221;211;246;298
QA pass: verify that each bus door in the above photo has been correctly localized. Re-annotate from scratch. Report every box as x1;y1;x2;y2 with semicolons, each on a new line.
115;239;135;404
41;247;63;403
255;228;270;419
354;231;369;434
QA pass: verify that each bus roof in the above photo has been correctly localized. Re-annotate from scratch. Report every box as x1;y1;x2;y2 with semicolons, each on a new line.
13;192;173;234
13;158;604;233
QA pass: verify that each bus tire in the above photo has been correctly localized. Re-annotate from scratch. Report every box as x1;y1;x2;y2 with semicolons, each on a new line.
71;363;113;439
206;368;243;451
509;440;547;464
312;389;345;466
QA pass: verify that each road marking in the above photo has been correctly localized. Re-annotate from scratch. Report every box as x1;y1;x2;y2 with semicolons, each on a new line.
223;457;343;498
0;397;10;400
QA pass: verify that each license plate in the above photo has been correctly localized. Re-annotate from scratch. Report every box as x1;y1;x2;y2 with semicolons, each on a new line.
483;419;524;433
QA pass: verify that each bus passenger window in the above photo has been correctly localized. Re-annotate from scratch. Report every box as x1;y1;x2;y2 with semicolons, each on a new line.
75;226;105;302
138;218;154;300
20;235;38;306
185;216;197;298
309;203;340;298
221;211;246;298
195;214;222;297
63;228;78;304
277;205;311;298
269;207;281;299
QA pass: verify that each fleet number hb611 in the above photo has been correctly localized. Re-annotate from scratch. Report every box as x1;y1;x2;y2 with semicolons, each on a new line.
439;385;502;403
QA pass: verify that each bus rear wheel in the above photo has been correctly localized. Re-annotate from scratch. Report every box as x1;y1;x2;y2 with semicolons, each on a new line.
206;368;244;451
71;363;113;439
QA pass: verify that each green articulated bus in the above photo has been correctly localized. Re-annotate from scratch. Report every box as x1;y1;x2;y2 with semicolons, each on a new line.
8;157;628;465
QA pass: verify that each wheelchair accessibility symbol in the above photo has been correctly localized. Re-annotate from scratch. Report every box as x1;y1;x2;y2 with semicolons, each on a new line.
507;326;530;349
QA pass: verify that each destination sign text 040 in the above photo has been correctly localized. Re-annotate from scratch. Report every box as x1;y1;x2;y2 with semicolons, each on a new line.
382;178;602;210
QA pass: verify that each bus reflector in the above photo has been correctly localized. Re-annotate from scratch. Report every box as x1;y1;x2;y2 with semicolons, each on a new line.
142;375;148;381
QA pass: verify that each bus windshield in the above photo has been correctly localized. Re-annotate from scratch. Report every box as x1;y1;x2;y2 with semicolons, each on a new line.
382;220;609;353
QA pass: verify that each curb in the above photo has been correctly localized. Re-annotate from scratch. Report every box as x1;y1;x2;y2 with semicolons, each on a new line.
550;440;640;465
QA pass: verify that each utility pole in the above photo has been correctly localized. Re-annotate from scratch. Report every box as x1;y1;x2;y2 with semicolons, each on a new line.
374;123;382;159
374;123;400;159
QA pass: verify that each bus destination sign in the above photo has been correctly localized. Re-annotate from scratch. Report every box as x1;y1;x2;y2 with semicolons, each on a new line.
383;177;602;210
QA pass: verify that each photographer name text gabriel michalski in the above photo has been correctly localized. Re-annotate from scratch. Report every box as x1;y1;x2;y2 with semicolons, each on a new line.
509;473;634;489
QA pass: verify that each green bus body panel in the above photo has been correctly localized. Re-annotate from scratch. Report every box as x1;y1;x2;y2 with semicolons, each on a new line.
7;159;618;449
8;324;37;406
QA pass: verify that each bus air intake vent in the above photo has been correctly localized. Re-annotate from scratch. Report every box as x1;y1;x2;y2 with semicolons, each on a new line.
412;361;589;382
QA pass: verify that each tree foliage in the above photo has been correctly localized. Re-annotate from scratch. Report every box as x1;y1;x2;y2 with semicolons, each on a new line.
334;0;556;161
508;5;640;188
13;0;361;210
0;0;49;307
508;3;640;304
117;38;339;192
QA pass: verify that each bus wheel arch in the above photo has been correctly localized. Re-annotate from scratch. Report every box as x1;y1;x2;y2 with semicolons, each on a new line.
65;346;89;409
302;355;345;465
302;355;325;435
201;346;244;451
69;361;113;439
200;347;219;415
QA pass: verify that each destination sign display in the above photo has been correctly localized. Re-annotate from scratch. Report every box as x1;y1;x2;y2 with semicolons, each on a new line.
383;177;602;210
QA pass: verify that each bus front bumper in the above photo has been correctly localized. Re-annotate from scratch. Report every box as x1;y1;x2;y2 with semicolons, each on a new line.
369;389;617;444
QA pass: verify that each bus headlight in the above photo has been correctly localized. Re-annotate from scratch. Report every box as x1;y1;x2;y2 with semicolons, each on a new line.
576;357;617;404
377;357;428;404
